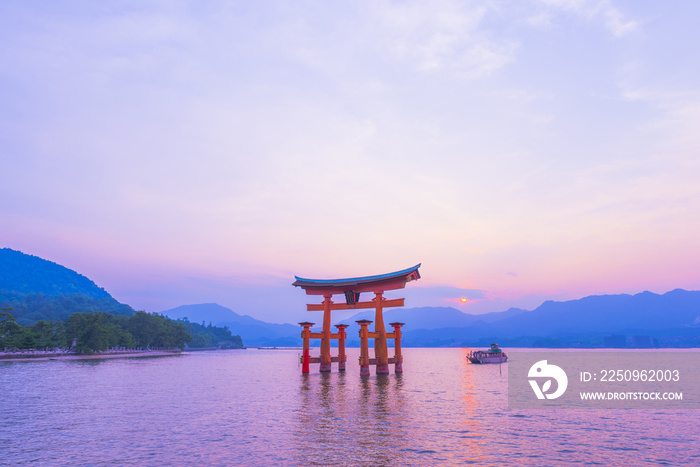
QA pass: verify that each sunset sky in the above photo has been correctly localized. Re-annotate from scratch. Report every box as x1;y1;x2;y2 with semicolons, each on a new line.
2;1;699;323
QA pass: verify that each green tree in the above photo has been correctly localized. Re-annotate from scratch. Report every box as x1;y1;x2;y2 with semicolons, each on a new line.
30;320;64;348
2;308;196;353
125;311;190;349
0;310;23;349
180;319;243;349
65;312;134;353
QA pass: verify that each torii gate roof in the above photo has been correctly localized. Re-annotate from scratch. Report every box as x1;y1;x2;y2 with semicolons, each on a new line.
293;264;421;296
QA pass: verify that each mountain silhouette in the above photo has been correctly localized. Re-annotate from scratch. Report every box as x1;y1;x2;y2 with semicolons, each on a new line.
0;248;111;298
158;303;300;347
4;248;697;347
0;248;135;324
398;289;700;347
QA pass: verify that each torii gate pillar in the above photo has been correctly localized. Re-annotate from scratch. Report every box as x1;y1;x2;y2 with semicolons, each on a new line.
299;321;314;374
356;319;372;377
390;322;404;373
374;292;389;375
320;294;332;372
335;324;349;371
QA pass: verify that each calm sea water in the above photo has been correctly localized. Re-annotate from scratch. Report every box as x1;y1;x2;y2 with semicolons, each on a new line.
1;348;699;466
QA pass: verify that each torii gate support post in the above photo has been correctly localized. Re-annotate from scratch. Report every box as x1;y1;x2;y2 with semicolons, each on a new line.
357;319;372;377
390;322;404;373
374;292;390;375
299;321;314;374
335;324;348;371
320;295;332;373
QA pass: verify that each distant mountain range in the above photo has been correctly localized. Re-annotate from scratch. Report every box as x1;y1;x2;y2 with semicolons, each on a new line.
343;306;529;329
3;247;699;347
157;290;700;348
392;289;700;348
158;303;300;347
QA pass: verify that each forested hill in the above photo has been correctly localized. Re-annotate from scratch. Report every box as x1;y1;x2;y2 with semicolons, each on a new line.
0;248;111;298
1;291;136;325
0;248;135;325
0;249;244;349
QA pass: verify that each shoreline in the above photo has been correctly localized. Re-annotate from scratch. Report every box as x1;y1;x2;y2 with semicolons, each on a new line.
0;350;183;363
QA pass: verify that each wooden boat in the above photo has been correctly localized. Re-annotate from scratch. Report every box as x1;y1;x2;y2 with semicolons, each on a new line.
467;343;508;364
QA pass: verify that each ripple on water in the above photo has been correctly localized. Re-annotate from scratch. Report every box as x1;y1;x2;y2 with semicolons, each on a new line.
1;349;699;466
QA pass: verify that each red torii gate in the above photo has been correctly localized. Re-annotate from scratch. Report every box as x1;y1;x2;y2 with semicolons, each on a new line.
293;264;421;375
